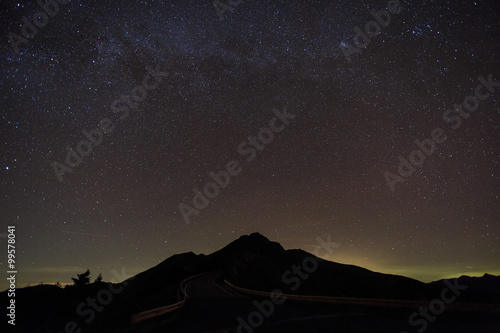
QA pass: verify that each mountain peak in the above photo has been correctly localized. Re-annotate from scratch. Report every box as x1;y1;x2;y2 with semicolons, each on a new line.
208;232;285;260
229;232;282;250
240;232;271;242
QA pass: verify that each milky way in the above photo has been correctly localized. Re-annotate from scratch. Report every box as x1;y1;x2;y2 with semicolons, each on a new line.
1;0;499;288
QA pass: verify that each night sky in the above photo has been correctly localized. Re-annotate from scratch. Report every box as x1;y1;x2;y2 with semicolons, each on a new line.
1;0;499;291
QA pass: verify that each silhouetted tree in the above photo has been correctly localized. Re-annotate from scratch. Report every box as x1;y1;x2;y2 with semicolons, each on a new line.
71;269;91;286
94;273;103;283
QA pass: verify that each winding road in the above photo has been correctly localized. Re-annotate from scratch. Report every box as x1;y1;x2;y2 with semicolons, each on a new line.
184;272;243;299
131;272;500;333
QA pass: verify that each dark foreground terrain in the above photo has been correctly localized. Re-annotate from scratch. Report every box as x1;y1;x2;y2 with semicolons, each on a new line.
2;233;499;333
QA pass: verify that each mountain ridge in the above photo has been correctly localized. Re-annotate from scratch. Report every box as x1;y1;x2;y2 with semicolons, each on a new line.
2;232;499;333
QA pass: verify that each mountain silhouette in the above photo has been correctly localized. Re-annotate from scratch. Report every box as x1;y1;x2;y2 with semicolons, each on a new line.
2;232;499;333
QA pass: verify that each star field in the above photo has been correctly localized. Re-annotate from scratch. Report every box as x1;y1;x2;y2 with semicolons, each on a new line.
0;0;499;289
